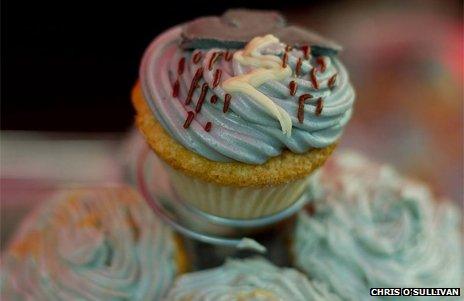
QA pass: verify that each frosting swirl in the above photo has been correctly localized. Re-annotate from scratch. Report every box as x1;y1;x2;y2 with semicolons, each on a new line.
0;187;178;300
164;257;342;300
140;23;354;164
293;152;462;300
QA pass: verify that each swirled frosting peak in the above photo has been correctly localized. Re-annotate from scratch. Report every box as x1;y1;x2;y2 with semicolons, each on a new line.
140;10;355;164
293;152;462;300
164;257;342;300
0;187;179;300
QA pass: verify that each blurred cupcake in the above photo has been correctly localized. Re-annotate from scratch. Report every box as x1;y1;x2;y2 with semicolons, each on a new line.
0;187;187;300
292;152;462;300
133;9;355;218
164;257;341;300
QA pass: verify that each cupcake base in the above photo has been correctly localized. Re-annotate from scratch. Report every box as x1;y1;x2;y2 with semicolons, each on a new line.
166;164;310;219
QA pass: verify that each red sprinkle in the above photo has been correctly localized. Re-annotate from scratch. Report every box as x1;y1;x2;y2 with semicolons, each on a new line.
299;93;313;102
298;99;305;123
172;79;180;97
208;52;223;71
315;97;324;116
295;58;302;76
223;94;231;113
185;67;203;104
282;52;288;68
183;111;195;129
195;83;208;113
210;95;218;104
301;45;310;59
204;122;212;132
298;94;313;123
193;51;202;64
289;81;298;96
212;69;222;88
224;51;234;61
177;57;185;75
316;57;326;72
328;74;337;89
310;68;319;89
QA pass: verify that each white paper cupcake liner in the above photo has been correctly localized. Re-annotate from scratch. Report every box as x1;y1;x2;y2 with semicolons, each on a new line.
165;165;310;219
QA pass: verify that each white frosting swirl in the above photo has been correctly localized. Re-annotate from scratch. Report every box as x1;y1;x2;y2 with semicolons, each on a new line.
222;34;293;136
164;257;341;301
293;152;462;300
0;187;179;300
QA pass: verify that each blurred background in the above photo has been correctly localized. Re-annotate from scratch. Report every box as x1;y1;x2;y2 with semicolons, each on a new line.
1;0;463;245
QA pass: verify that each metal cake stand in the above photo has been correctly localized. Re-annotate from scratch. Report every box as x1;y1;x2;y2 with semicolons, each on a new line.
135;145;312;267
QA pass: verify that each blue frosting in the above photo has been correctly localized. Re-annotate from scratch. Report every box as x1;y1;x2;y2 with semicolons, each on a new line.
165;257;342;300
293;153;462;301
140;26;355;164
0;188;178;300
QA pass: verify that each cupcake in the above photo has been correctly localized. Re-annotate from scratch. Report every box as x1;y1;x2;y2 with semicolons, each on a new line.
133;9;355;219
0;187;187;300
292;152;462;300
164;257;341;300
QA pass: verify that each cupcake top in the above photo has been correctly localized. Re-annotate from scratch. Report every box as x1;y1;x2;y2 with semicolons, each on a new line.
293;152;462;300
140;9;355;164
0;187;181;300
164;257;342;300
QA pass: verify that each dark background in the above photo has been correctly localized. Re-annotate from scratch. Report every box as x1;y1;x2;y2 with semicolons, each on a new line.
1;1;462;218
2;0;316;132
